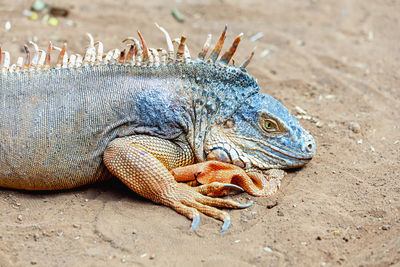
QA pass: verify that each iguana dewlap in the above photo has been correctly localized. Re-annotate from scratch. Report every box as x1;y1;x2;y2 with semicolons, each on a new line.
0;25;315;232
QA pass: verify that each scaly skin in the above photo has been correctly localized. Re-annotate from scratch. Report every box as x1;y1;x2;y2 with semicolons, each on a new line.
0;26;316;231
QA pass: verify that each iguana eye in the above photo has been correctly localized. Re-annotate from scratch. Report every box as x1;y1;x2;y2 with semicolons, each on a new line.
262;119;278;132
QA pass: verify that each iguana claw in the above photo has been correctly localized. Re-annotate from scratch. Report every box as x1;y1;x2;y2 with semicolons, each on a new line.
191;214;200;231
221;218;230;233
237;200;254;208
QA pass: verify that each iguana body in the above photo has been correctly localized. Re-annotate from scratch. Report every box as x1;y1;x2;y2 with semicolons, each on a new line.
0;26;315;231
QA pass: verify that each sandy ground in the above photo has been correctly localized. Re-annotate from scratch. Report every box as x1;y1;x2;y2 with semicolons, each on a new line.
0;0;399;266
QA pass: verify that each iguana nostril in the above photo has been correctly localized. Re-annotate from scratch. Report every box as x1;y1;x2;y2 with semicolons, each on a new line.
306;143;313;152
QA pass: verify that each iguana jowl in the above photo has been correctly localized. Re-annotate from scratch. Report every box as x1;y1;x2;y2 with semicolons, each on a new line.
0;25;316;232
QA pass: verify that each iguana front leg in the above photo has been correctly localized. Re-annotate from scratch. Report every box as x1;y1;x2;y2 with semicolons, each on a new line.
103;135;252;232
171;161;284;197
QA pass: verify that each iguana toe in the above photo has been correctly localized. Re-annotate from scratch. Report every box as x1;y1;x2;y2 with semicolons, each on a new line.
194;182;244;196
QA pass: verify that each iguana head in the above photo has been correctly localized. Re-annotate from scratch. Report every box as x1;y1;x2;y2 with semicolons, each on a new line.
204;93;316;171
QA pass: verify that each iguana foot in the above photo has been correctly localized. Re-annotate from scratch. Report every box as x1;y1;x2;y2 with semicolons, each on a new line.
103;138;253;232
163;183;253;232
171;161;285;197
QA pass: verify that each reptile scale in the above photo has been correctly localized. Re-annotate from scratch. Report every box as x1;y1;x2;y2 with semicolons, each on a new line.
0;25;316;232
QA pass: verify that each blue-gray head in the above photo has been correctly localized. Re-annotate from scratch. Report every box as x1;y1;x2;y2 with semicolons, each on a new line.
204;88;316;172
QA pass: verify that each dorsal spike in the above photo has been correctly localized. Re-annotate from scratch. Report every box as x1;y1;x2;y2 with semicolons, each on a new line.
56;43;67;67
219;33;243;65
123;37;140;63
63;52;68;68
87;33;94;47
38;49;46;66
44;42;52;69
176;36;186;62
17;57;23;69
76;54;83;67
93;41;103;62
208;25;227;62
137;31;149;64
23;45;31;69
104;50;113;63
118;49;126;63
84;33;96;63
149;48;160;66
2;50;10;68
68;54;76;68
198;34;212;60
155;23;174;63
126;44;135;62
157;48;167;66
29;41;39;66
240;48;255;69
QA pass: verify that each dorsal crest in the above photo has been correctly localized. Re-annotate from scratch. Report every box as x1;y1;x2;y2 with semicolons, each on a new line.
0;24;255;74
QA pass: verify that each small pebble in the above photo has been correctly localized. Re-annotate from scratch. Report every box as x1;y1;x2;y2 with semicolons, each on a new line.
22;9;32;17
4;21;11;31
381;225;390;230
370;146;375;152
368;31;374;41
17;215;23;221
296;40;305;46
132;229;137;234
263;247;272;252
277;210;284;216
42;14;49;24
30;12;38;21
30;261;37;265
301;242;307;246
357;139;363;144
149;254;155;260
72;224;80;228
66;20;74;26
140;253;147;258
171;8;184;22
48;17;58;26
49;7;69;17
32;0;46;12
348;122;361;133
250;32;264;42
295;106;307;115
325;95;335;99
33;234;39;241
260;49;270;58
234;239;240;243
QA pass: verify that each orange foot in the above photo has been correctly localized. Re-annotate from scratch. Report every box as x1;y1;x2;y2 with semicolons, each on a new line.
171;160;285;197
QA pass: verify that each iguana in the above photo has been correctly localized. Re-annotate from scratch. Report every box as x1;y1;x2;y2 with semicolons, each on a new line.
0;25;315;232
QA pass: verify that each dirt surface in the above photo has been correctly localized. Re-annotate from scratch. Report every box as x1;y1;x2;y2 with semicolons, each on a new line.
0;0;399;266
